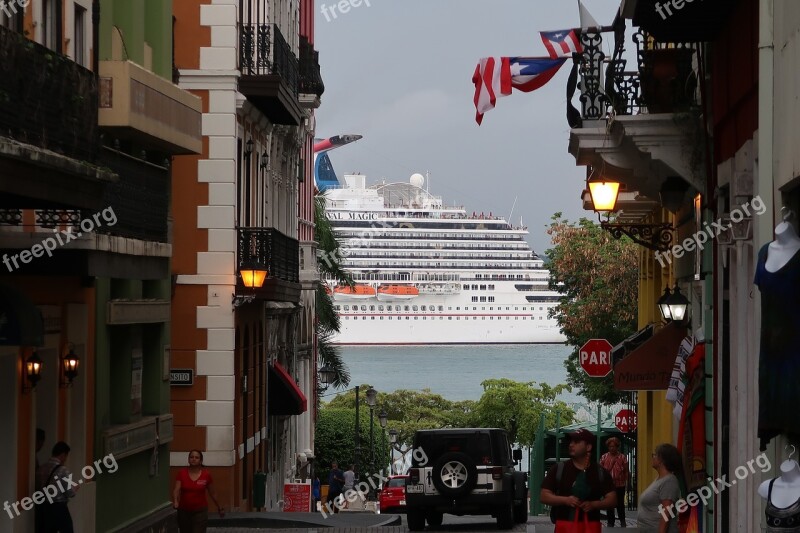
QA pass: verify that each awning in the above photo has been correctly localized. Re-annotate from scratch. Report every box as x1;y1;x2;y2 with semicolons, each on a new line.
268;362;307;416
630;0;739;42
613;321;688;391
0;283;44;346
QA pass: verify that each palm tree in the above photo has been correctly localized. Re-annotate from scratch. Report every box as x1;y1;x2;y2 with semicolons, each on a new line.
315;194;351;388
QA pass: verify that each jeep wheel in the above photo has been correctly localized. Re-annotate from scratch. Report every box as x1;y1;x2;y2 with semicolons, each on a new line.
496;501;514;530
513;501;528;523
426;511;443;527
408;510;426;531
431;452;478;497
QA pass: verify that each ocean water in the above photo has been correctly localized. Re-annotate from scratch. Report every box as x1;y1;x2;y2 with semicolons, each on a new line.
335;343;579;403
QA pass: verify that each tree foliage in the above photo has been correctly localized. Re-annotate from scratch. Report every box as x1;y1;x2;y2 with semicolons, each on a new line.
314;407;385;485
471;379;575;447
314;194;353;388
545;213;639;404
325;387;475;449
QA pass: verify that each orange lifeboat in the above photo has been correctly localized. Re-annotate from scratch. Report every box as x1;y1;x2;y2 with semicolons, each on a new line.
376;285;419;301
333;284;376;300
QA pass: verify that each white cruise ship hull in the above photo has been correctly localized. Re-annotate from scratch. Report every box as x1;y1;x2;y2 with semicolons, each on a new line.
320;172;567;345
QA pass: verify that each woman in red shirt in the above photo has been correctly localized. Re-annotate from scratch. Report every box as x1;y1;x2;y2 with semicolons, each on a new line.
173;450;224;532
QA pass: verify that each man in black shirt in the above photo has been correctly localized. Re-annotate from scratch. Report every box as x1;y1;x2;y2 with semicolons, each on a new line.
540;429;617;523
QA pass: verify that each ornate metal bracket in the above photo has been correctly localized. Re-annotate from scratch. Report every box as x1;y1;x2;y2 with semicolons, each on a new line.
601;222;674;252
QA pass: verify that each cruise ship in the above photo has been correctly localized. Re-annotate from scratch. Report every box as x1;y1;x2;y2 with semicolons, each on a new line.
319;170;566;345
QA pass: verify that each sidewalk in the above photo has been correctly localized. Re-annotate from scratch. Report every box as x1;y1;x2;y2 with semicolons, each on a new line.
526;510;638;532
208;510;401;531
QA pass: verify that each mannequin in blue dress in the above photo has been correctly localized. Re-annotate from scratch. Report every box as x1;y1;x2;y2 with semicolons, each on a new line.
754;213;800;450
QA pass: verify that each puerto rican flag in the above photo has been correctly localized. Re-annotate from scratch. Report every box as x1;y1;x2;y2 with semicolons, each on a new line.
472;57;567;124
540;29;582;59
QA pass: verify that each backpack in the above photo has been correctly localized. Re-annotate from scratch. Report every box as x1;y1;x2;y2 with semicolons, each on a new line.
548;461;606;524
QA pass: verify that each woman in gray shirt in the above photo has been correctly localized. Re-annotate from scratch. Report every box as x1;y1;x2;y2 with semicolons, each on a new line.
637;443;682;533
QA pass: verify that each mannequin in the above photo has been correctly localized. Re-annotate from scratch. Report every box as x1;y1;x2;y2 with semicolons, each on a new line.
759;456;800;509
765;218;800;272
755;209;800;450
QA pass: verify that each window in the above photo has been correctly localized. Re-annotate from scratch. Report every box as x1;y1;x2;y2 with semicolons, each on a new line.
0;0;23;31
74;4;87;66
360;305;367;311
471;296;478;302
44;0;62;52
369;305;375;311
412;306;418;311
479;297;486;302
344;305;350;311
488;297;495;303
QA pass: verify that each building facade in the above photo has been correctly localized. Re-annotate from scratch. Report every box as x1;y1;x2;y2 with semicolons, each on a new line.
567;0;800;530
0;0;202;531
170;0;322;511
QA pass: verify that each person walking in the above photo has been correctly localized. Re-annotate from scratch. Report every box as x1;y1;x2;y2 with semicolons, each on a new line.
37;441;78;533
637;443;682;533
326;461;345;513
311;476;321;512
172;450;224;533
600;436;630;527
540;429;617;527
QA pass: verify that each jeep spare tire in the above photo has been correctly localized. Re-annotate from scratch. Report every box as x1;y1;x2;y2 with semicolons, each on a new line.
432;451;478;496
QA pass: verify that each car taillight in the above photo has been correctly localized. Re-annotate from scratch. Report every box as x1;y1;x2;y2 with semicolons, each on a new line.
410;468;420;484
492;467;503;480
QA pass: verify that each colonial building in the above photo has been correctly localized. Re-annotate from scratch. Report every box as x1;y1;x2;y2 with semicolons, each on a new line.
170;0;322;511
567;0;800;530
0;0;201;531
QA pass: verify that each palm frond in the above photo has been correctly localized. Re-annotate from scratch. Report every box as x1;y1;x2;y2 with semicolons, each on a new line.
317;329;350;388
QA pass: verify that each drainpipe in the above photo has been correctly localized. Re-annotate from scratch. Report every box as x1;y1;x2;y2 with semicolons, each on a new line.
757;0;774;244
92;0;100;77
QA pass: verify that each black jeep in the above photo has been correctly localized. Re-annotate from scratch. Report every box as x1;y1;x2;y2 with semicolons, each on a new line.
405;428;528;530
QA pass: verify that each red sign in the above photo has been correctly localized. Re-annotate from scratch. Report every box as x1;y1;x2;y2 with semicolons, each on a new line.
283;483;312;512
615;409;638;432
579;339;613;377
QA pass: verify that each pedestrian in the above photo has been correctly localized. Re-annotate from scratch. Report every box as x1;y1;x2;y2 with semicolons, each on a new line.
637;444;682;533
172;450;225;533
311;476;321;511
326;461;345;513
34;428;46;532
37;441;79;533
343;464;356;504
540;429;617;529
600;436;629;527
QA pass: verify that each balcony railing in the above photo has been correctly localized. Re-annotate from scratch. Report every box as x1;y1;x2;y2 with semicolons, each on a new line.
238;227;300;284
574;21;699;122
299;37;324;97
240;23;299;94
96;148;170;242
238;23;302;125
0;25;99;161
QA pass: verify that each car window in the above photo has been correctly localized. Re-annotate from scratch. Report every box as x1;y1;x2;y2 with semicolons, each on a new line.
413;432;493;466
387;477;407;488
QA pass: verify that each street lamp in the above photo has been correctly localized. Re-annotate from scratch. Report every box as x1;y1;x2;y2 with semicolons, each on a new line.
365;387;377;498
657;286;689;323
378;410;388;429
318;364;335;390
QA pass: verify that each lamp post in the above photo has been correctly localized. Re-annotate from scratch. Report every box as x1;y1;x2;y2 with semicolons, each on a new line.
365;386;377;499
378;410;388;476
354;385;360;478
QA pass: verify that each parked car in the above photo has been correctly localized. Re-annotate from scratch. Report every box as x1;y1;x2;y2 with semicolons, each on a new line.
405;428;528;530
379;474;409;514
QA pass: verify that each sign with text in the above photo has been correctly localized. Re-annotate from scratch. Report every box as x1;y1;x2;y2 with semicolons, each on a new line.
169;368;194;386
615;409;638;432
283;482;311;512
579;339;613;377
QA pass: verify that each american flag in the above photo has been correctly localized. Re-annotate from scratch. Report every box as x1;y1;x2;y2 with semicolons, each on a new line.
540;29;583;59
472;57;567;124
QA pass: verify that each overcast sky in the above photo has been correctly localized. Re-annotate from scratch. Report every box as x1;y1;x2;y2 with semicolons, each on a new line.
314;0;621;254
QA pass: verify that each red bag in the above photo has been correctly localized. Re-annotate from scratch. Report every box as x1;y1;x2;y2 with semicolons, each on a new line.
554;509;602;533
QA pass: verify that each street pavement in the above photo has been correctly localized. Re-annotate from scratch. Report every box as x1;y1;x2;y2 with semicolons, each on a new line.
207;510;638;532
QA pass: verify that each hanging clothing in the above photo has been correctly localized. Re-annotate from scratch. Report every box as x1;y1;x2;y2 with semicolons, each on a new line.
666;334;697;413
677;343;705;491
766;478;800;532
754;244;800;450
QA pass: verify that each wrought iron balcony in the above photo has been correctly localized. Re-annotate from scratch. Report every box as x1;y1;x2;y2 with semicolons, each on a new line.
239;23;303;125
95;148;170;242
574;22;699;123
299;37;324;98
0;25;99;161
237;227;301;303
